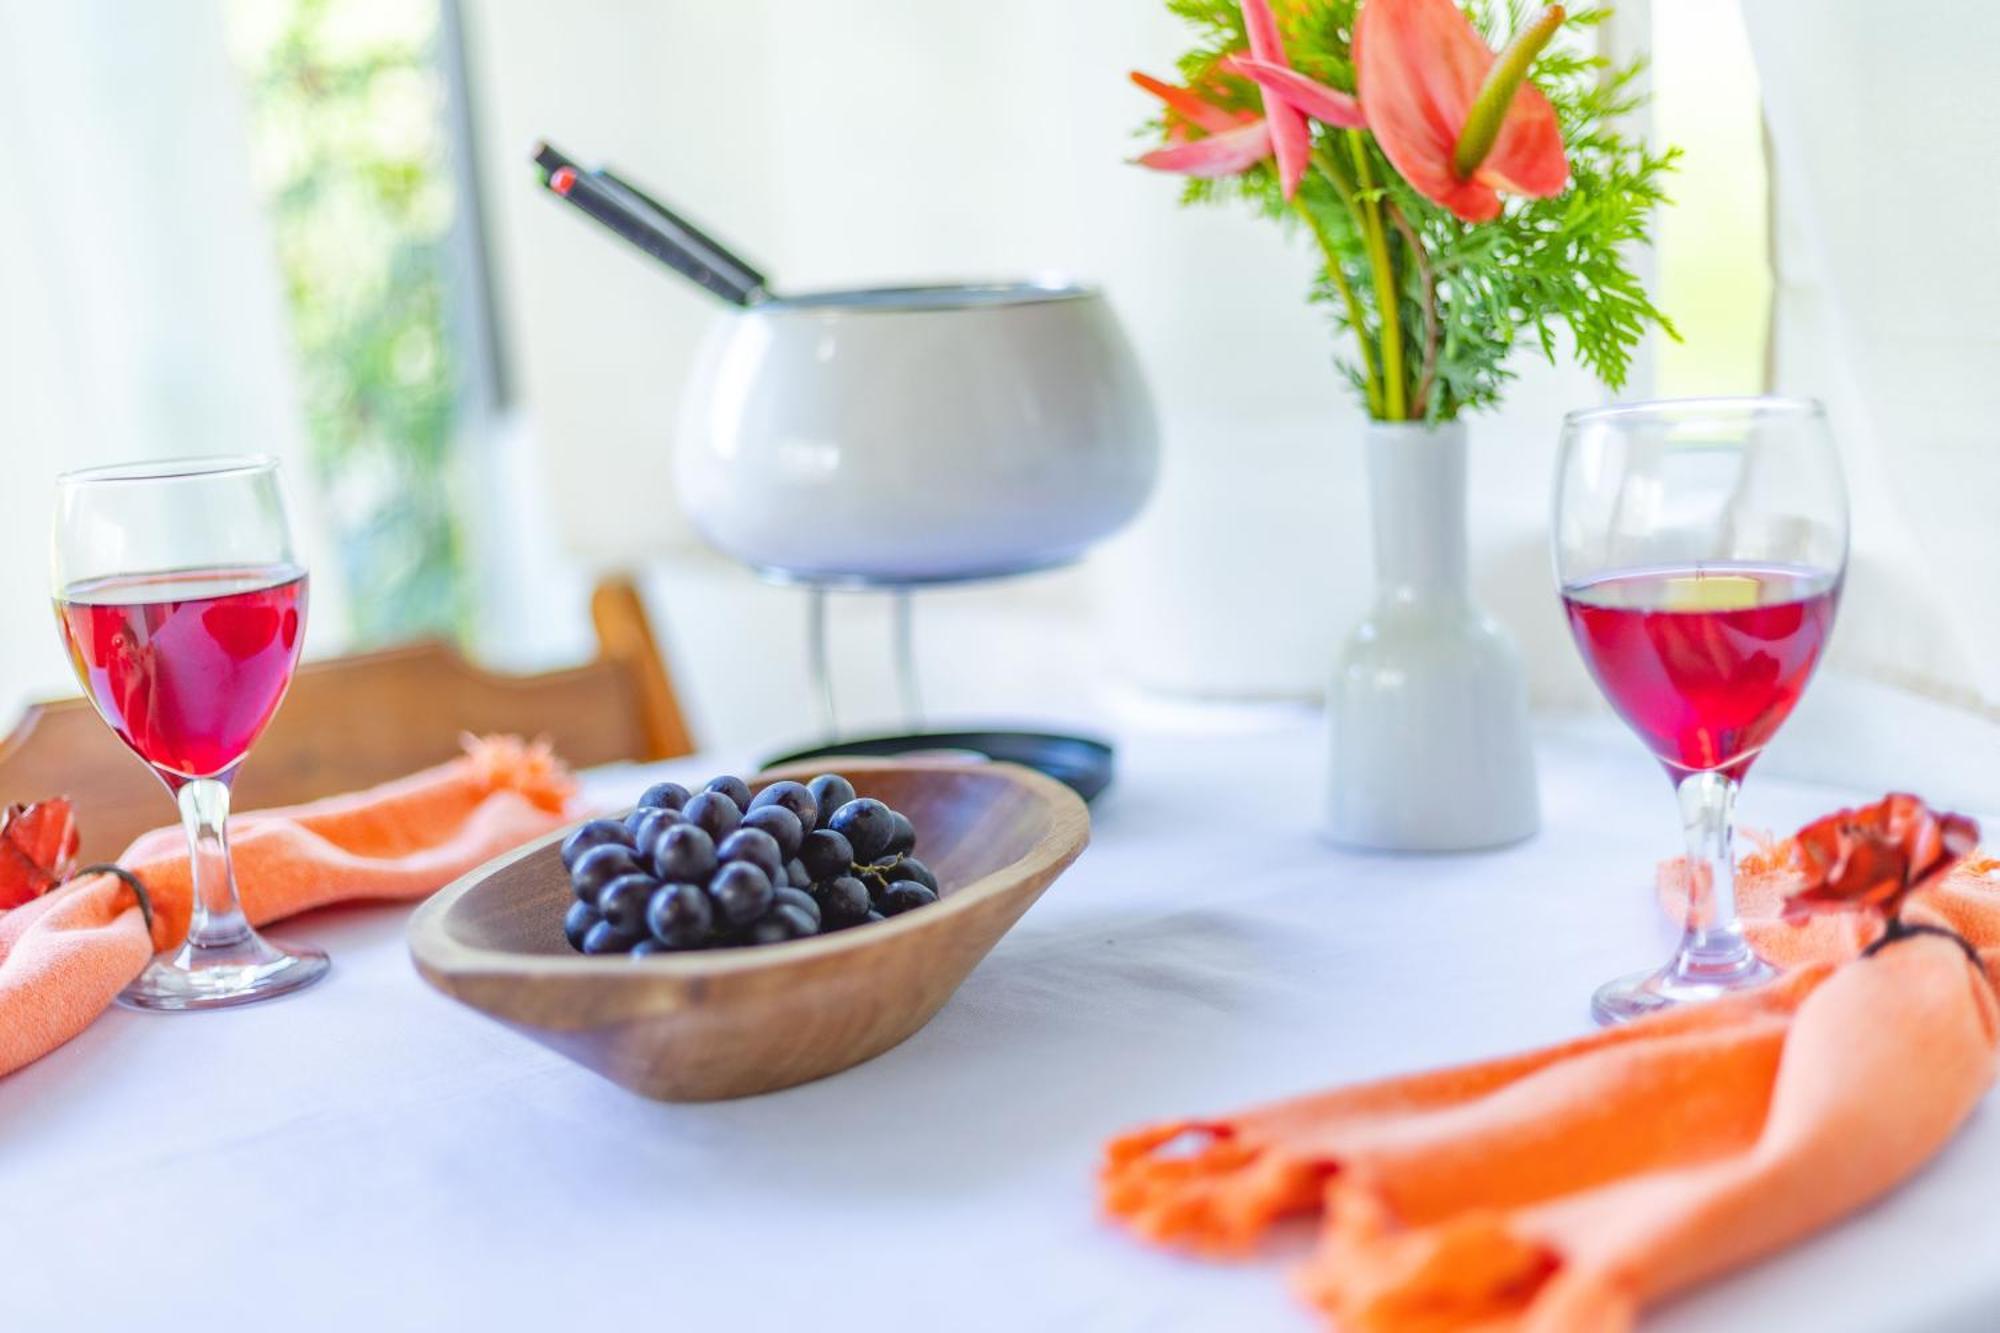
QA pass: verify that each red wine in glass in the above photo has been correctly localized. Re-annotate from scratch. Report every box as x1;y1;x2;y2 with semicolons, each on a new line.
56;565;308;783
1562;562;1838;784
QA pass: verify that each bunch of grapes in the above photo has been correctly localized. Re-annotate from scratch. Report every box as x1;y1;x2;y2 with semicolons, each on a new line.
561;773;940;955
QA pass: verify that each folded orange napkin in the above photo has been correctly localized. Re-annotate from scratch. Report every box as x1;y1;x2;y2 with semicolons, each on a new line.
0;736;575;1078
1103;846;2000;1329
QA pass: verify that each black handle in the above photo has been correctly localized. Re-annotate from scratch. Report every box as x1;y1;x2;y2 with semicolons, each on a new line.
533;142;766;306
595;169;767;299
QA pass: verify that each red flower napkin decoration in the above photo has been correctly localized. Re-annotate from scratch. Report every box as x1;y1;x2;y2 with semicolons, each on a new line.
0;798;81;910
1783;792;1979;926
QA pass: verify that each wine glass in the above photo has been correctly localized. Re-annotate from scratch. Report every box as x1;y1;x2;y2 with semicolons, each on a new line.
52;456;328;1010
1554;398;1847;1024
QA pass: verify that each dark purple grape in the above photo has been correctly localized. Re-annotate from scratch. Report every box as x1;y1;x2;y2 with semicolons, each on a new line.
878;881;937;915
783;858;810;889
771;885;821;930
768;904;817;938
564;899;599;951
630;939;669;956
717;827;784;883
806;774;856;829
704;775;753;808
883;810;917;857
683;791;741;842
708;861;774;926
570;843;644;906
625;807;680;858
743;915;791;945
798;828;854;883
864;909;887;923
886;856;938;893
749;780;818;833
646;882;713;946
650;823;716;884
830;798;895;861
598;872;660;934
811;875;870;927
561;819;632;872
582;920;642;955
740;804;803;860
637;781;691;811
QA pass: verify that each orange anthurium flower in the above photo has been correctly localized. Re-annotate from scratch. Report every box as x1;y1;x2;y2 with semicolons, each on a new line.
1136;118;1277;177
1228;57;1366;131
1783;793;1980;926
1130;71;1253;137
1130;57;1364;184
1133;2;1369;194
1130;72;1275;177
1240;0;1310;199
1355;0;1569;222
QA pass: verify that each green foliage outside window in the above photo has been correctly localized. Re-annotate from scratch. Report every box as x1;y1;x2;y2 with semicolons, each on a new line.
228;0;468;644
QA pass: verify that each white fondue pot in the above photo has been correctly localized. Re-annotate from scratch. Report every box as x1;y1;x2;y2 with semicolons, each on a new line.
673;282;1159;584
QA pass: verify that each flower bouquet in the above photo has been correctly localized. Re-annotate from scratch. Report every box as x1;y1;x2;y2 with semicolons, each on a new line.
1131;0;1673;421
1129;0;1676;850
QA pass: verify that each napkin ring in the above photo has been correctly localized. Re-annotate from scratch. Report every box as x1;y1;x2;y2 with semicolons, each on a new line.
68;864;154;935
1862;919;1981;968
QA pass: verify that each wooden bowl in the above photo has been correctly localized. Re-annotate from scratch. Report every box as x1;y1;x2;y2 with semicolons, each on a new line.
408;759;1089;1101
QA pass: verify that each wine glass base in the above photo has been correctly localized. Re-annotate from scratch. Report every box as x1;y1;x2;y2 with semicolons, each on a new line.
1591;952;1778;1026
116;934;329;1012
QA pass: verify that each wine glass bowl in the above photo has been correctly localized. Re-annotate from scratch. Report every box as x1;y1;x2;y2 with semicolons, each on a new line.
1561;564;1839;782
52;456;328;1010
57;567;306;782
1554;398;1848;1024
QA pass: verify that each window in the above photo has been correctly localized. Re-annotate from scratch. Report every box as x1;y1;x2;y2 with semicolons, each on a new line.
1649;0;1771;396
226;0;500;644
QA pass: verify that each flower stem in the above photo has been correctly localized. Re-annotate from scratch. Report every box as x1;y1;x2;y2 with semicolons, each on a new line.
1385;202;1438;420
1347;131;1406;421
1293;193;1381;418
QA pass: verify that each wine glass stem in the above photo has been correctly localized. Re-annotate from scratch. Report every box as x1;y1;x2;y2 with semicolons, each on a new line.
807;585;838;739
892;590;923;729
177;777;253;951
1671;770;1757;978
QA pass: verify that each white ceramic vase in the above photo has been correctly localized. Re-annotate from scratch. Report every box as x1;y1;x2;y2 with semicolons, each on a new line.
1325;420;1539;851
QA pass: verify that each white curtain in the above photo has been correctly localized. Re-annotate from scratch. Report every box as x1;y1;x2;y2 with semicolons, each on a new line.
1739;0;2000;806
0;0;340;721
1746;0;2000;706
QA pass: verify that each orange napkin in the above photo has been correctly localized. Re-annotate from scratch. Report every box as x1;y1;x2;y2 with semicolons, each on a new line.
1103;880;2000;1329
0;736;575;1078
1665;841;2000;970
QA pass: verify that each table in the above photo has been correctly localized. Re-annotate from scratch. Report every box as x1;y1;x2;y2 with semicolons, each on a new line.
3;712;1996;1332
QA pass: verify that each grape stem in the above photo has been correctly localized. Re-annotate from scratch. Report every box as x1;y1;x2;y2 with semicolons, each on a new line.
854;854;910;893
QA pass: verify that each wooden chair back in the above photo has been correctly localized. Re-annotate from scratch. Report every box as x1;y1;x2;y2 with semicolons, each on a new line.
0;576;692;863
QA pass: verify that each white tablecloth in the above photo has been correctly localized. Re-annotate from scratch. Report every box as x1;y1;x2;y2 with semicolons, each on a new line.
3;713;1995;1332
